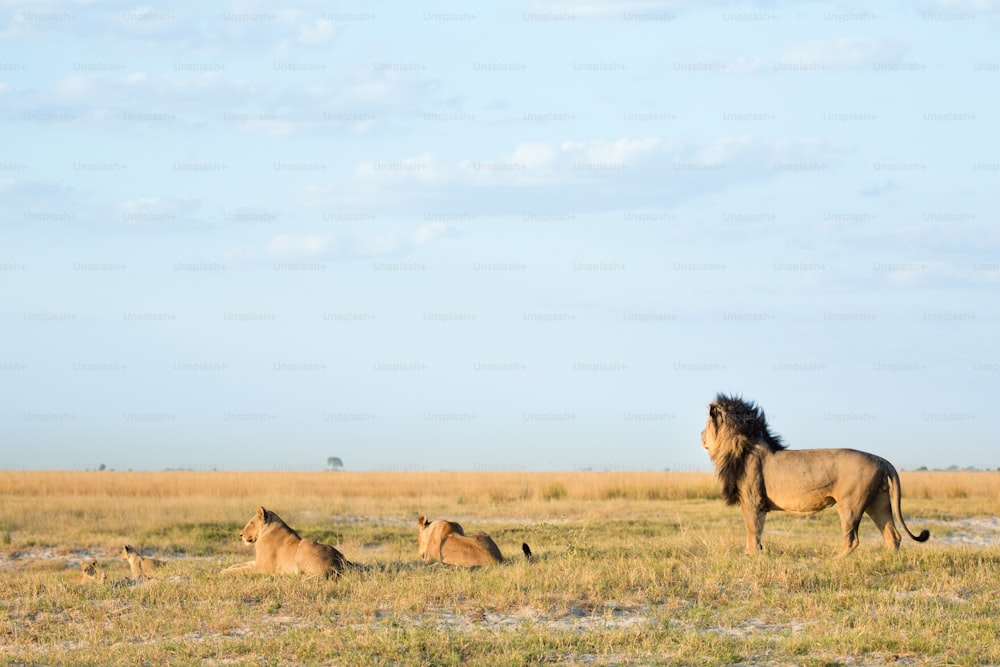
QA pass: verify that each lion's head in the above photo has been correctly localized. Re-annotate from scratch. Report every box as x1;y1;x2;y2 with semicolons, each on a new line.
240;506;289;545
417;516;464;562
80;559;105;581
702;393;786;505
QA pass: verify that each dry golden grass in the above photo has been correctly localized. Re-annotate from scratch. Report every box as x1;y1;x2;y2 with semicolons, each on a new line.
1;470;998;666
0;470;722;499
7;468;988;502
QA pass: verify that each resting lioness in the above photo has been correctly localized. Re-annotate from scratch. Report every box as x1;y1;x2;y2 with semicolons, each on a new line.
222;506;353;576
119;545;164;579
417;516;465;562
417;515;532;567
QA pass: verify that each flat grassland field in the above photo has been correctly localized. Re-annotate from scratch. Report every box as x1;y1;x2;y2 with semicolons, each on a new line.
1;471;999;666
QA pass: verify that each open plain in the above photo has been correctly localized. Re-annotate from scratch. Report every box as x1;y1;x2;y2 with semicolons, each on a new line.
1;470;998;666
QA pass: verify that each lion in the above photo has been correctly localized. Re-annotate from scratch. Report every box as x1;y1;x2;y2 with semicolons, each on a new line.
417;516;465;562
222;506;352;576
77;559;106;583
119;545;164;579
417;515;532;567
701;393;930;557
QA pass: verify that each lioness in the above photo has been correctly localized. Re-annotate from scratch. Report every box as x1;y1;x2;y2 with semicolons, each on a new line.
119;545;164;579
417;516;532;567
417;516;465;562
701;393;930;557
222;506;352;576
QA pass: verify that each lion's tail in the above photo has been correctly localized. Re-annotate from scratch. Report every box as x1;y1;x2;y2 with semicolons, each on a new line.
887;465;930;543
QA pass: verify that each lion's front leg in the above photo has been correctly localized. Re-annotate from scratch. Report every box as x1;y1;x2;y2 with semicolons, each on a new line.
222;560;257;573
742;504;765;555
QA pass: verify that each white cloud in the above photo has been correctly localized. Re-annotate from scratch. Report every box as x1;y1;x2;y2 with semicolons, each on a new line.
266;234;331;258
118;196;201;225
929;0;999;13
6;61;430;138
296;18;338;46
223;244;257;263
413;222;448;245
53;75;95;99
561;136;666;165
510;141;558;169
354;222;454;256
524;0;691;19
726;57;764;75
781;38;907;70
305;135;848;215
225;223;453;263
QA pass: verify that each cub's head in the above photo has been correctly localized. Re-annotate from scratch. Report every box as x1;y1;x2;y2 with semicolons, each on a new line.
81;560;105;581
119;545;138;560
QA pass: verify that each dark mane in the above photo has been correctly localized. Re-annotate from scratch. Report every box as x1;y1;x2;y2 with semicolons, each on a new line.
713;393;785;451
709;393;786;505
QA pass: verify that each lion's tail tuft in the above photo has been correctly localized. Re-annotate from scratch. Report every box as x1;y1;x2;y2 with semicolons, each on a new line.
887;466;931;544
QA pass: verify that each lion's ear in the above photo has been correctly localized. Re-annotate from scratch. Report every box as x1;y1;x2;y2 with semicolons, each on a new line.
710;404;720;423
256;506;266;518
417;515;427;527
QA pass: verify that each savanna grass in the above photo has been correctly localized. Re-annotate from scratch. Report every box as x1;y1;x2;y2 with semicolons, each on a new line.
1;471;998;666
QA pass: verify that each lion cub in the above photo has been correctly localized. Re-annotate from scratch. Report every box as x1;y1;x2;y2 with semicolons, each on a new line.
76;559;107;583
119;545;164;579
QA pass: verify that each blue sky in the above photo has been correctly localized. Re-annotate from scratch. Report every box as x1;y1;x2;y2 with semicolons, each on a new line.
2;1;998;471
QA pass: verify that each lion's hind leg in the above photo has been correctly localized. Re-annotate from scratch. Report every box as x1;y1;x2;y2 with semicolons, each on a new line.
835;503;864;557
865;488;901;552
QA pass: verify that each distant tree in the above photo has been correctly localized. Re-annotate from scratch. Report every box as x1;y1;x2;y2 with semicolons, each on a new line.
98;463;106;471
327;456;343;471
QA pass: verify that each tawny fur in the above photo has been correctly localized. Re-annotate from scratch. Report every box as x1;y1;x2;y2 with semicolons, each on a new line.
417;515;532;567
222;506;352;576
77;559;106;583
119;545;164;579
417;516;465;562
701;393;930;557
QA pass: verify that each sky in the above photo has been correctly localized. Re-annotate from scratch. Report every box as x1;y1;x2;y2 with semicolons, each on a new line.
1;1;998;472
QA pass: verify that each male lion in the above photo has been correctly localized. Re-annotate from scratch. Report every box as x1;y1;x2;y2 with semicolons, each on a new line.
417;515;532;567
222;506;352;576
701;393;930;557
120;545;163;580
